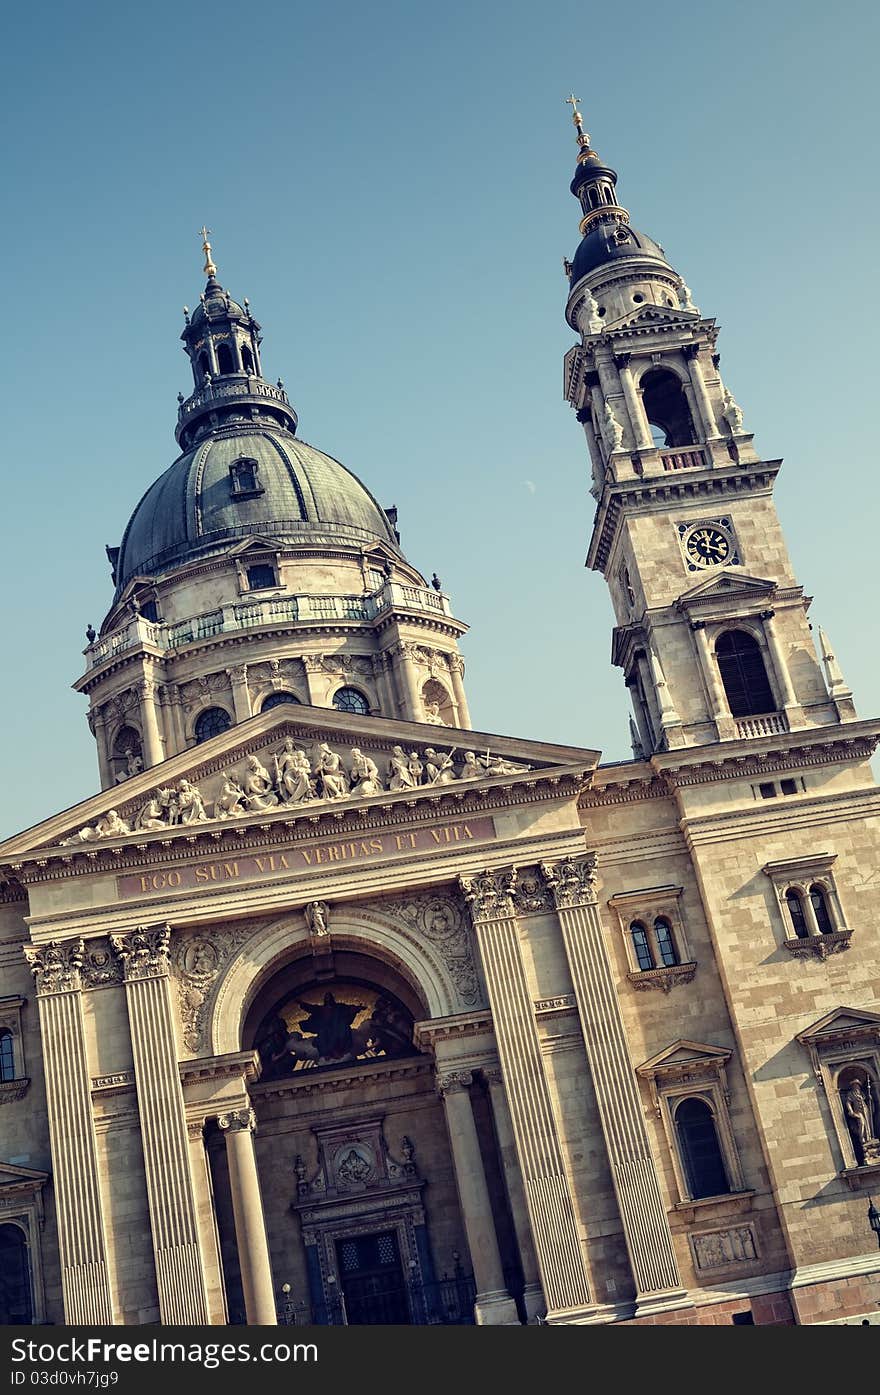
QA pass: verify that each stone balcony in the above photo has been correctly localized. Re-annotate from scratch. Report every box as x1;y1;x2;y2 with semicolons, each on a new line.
82;582;453;672
176;375;292;429
734;712;788;739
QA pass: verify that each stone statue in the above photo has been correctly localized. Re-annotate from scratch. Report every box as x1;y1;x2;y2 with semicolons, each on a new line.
576;287;603;336
349;748;383;796
241;755;279;810
721;387;744;433
314;744;349;800
424;748;456;784
64;809;131;843
408;750;424;785
460;751;486;780
388;745;416;791
423;699;445;725
677;278;699;313
843;1080;875;1159
480;753;531;776
134;791;168;830
297;991;363;1061
275;739;313;804
304;901;330;937
85;624;96;643
214;771;247;819
603;400;624;451
176;778;208;824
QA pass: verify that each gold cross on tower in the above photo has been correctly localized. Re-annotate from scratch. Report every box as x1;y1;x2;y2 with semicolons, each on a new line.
564;92;589;147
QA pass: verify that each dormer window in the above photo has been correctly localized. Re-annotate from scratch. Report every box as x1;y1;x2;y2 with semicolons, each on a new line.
230;458;263;498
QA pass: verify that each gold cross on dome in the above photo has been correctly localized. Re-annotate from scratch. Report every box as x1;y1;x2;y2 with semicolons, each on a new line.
199;226;217;277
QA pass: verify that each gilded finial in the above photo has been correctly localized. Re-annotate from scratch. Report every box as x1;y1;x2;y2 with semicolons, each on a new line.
565;92;594;163
199;225;217;279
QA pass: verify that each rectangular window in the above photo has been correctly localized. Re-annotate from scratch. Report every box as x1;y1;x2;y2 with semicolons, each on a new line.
246;563;277;590
759;782;776;799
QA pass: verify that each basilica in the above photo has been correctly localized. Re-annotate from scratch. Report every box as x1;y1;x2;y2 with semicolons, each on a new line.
2;102;880;1328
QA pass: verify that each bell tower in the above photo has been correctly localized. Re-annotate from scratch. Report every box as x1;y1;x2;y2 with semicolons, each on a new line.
561;99;856;755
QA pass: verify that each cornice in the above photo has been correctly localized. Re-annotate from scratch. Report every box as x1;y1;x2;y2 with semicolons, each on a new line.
653;723;880;787
587;460;783;572
251;1054;434;1100
579;774;669;807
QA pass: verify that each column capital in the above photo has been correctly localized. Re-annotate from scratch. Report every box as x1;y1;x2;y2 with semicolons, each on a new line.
483;1065;504;1088
446;653;465;677
218;1107;257;1134
682;342;701;361
110;924;171;981
459;867;517;922
226;665;248;684
436;1069;473;1097
138;677;157;701
613;352;632;369
24;938;84;995
540;854;600;909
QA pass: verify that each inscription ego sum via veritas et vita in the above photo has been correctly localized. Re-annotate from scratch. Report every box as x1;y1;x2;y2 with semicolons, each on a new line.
117;817;495;899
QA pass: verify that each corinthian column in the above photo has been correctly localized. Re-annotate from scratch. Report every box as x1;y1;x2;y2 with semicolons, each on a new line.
138;676;165;768
23;940;114;1323
459;869;595;1323
540;856;688;1315
437;1070;519;1325
218;1109;278;1325
446;654;471;728
110;925;210;1324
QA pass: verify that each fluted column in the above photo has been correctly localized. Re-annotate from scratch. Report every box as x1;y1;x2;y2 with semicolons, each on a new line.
540;856;688;1315
446;654;471;728
615;354;653;450
760;608;800;717
459;870;595;1322
394;643;424;720
138;676;165;768
683;344;719;440
23;940;114;1323
226;665;253;721
437;1070;519;1325
111;926;210;1323
485;1067;545;1321
218;1108;278;1325
89;704;114;790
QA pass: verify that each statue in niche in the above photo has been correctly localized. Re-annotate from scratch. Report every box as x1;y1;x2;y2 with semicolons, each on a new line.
298;991;364;1061
275;739;313;803
176;778;208;824
423;699;445;725
135;791;168;830
424;748;456;784
114;748;143;783
241;755;279;809
349;748;383;795
304;901;330;937
388;745;416;790
603;401;624;451
215;771;247;819
842;1078;876;1163
314;744;349;800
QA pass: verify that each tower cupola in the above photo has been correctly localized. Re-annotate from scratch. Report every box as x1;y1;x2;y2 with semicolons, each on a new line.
177;229;297;448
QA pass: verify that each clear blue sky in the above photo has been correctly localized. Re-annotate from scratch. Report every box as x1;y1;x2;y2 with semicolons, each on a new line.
3;0;878;838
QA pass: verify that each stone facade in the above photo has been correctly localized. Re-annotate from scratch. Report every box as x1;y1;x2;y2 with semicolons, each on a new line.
1;120;879;1329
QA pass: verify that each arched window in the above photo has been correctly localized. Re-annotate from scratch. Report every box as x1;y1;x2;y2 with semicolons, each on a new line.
261;691;301;711
654;918;679;967
198;350;210;378
785;889;809;938
715;630;776;717
332;687;369;716
0;1030;15;1082
194;707;232;744
810;884;834;935
674;1098;729;1199
216;341;234;374
630;922;653;972
0;1224;33;1323
641;369;696;448
241;344;254;374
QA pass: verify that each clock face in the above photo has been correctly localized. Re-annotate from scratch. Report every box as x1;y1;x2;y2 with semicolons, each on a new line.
685;525;731;568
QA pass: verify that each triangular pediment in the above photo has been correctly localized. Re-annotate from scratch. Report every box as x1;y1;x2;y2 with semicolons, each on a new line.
0;706;600;864
637;1039;732;1076
0;1162;48;1187
797;1007;880;1045
607;305;702;332
676;569;777;611
227;536;282;558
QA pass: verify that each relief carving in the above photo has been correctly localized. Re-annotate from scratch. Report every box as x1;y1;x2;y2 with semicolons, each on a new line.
24;939;85;995
110;924;171;981
540;853;600;909
361;891;482;1006
459;867;517;923
173;923;257;1052
692;1227;757;1271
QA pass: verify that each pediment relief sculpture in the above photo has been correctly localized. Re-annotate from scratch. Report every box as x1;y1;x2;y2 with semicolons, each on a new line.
58;735;532;846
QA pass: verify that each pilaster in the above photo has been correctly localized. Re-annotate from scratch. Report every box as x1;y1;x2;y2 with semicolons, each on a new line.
110;925;210;1324
540;855;689;1315
23;939;115;1323
459;869;595;1322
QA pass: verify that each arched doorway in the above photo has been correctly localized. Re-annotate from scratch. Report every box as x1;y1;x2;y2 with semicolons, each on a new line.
0;1223;33;1324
